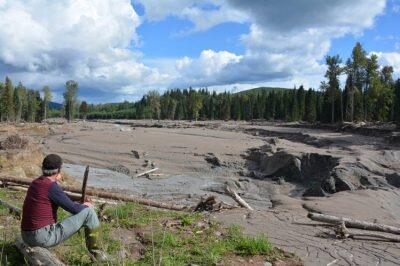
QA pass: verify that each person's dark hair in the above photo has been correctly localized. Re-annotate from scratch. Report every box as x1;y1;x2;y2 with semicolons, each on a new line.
42;154;63;176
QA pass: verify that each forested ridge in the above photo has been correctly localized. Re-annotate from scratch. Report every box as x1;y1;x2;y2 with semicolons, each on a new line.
1;43;400;124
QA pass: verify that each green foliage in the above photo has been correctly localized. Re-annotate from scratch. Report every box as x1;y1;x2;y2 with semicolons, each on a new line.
1;77;15;121
394;79;400;126
42;86;52;120
227;226;272;255
79;101;89;119
325;55;343;123
64;80;78;122
0;188;293;266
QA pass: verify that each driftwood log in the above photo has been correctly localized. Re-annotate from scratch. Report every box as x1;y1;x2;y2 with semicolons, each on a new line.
335;221;400;242
308;212;400;235
225;186;253;211
15;236;65;266
134;168;159;178
7;185;117;205
0;175;188;211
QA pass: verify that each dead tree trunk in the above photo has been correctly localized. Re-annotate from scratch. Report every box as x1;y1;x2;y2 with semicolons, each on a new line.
308;212;400;235
225;186;253;211
15;236;65;266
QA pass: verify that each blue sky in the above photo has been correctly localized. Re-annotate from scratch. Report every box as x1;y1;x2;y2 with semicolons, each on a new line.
135;1;399;63
0;0;399;103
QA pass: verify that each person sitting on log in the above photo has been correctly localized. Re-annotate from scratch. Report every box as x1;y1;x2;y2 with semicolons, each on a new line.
20;154;107;261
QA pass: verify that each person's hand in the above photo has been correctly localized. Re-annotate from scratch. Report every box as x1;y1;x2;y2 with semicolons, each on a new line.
83;201;94;208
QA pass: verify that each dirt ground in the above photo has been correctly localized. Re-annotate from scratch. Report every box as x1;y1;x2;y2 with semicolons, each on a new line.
2;120;400;265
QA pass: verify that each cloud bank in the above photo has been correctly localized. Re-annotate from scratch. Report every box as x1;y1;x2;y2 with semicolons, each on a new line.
0;0;397;102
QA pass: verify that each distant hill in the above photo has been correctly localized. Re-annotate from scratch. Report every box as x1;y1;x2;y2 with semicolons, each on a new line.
236;86;288;96
48;102;63;110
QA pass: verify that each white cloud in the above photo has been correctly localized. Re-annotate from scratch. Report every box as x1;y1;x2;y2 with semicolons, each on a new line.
0;0;170;101
228;0;384;32
169;0;385;89
374;52;400;77
174;50;242;86
135;0;247;33
0;0;393;102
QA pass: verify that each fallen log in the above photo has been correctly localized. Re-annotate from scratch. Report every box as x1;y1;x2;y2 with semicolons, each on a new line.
0;198;21;218
348;231;400;242
225;186;253;211
334;221;400;242
134;168;159;178
15;236;65;266
308;212;400;235
7;185;118;205
0;175;187;211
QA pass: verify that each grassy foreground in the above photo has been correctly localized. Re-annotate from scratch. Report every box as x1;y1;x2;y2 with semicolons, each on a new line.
0;188;298;265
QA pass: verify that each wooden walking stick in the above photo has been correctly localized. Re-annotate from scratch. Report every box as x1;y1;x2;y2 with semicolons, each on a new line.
81;166;90;203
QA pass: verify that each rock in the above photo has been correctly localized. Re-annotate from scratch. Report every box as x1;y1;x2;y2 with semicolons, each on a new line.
109;165;131;176
266;137;280;145
259;151;302;181
131;150;140;159
264;262;272;266
205;155;222;167
261;143;277;154
385;173;400;188
303;183;329;197
335;177;354;191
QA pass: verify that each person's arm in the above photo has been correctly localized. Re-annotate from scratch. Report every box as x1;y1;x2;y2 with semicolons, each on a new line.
49;182;87;214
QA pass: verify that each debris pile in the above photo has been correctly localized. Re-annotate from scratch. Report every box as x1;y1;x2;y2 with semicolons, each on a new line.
0;135;29;150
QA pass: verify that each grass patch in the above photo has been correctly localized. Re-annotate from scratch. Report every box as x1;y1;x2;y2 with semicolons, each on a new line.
0;188;298;265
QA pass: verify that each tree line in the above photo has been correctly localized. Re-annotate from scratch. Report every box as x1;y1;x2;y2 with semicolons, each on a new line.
0;78;86;123
1;42;400;125
85;43;400;124
0;77;52;122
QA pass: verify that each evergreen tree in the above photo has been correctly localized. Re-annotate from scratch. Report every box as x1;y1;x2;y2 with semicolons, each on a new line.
13;83;23;122
365;54;380;120
147;90;161;120
64;80;78;122
297;85;306;120
27;89;39;122
346;43;367;121
325;55;343;123
290;88;299;121
187;89;203;121
79;101;89;120
0;82;4;121
42;86;52;121
1;77;15;121
394;79;400;127
305;88;317;123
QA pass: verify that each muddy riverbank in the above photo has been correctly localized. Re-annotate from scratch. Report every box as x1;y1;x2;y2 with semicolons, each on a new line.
6;120;399;265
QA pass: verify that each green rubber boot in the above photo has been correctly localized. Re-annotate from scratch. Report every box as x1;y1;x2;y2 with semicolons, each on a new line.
85;227;108;262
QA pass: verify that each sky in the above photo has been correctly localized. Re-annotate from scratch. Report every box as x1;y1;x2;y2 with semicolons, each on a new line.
0;0;399;103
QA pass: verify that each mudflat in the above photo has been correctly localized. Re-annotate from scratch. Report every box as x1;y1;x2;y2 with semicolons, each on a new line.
18;120;400;265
